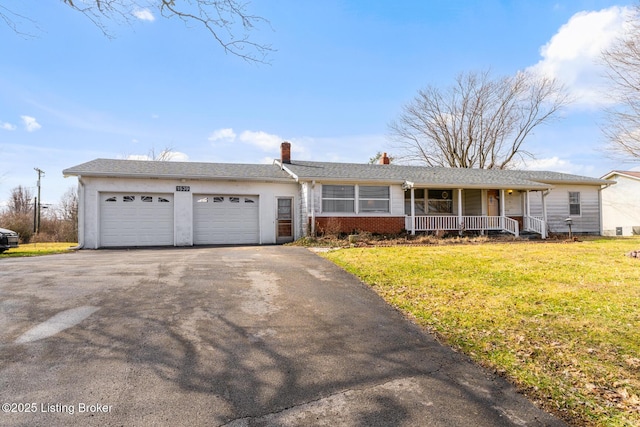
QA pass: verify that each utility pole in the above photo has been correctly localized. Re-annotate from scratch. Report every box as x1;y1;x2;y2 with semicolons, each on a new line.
34;168;45;234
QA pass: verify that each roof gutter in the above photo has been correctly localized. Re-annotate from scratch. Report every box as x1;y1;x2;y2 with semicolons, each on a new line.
62;171;295;183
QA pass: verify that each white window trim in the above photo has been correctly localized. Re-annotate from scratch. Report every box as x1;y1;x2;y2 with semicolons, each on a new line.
568;191;582;217
320;184;393;215
321;184;356;214
358;185;391;213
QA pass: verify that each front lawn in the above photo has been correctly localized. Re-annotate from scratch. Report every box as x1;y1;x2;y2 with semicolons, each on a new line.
0;242;78;258
322;237;640;426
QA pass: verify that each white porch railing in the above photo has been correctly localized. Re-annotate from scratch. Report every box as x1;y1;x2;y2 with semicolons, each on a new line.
406;215;520;237
524;216;547;239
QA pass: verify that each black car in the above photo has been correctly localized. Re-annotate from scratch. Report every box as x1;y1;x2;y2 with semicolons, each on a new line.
0;228;19;253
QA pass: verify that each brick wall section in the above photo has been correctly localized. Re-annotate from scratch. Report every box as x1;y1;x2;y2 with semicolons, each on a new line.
314;216;406;235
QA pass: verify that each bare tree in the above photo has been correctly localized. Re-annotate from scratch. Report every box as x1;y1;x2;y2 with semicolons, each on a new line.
7;185;34;215
601;5;640;159
59;187;78;224
53;187;79;242
389;70;569;169
0;186;35;242
150;146;179;161
1;0;273;63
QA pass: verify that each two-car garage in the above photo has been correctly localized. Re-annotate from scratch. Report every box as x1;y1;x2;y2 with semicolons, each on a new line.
99;192;261;247
64;158;300;248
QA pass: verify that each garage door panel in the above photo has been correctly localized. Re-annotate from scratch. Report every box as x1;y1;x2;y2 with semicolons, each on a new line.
100;194;174;247
193;195;259;245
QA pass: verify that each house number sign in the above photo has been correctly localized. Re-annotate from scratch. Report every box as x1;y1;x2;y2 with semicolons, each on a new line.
176;185;191;192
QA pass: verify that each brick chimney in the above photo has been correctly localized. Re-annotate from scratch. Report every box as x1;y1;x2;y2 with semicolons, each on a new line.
281;141;291;164
379;152;390;165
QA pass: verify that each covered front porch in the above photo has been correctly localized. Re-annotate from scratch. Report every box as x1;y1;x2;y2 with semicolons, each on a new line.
403;186;548;238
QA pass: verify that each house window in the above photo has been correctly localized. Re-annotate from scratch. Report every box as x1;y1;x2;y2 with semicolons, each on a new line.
158;197;170;203
427;190;453;214
359;186;390;213
213;196;224;203
229;197;240;203
322;185;355;213
141;196;153;202
123;195;135;202
197;197;208;203
105;196;117;202
404;189;426;215
569;192;581;215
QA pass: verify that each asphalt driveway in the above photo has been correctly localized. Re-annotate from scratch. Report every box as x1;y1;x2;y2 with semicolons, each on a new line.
0;246;565;426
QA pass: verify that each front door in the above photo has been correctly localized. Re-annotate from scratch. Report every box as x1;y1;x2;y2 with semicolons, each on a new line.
276;198;294;243
487;190;500;216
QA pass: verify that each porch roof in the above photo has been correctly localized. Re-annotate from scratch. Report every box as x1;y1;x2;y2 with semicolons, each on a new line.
278;160;584;189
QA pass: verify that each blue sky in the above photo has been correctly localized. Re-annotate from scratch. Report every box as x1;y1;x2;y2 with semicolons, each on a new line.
0;0;638;207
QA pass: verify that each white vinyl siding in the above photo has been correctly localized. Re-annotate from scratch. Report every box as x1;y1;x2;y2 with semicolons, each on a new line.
601;174;640;236
530;185;600;233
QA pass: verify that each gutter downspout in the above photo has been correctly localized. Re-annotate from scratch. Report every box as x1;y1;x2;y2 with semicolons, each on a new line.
500;189;506;233
457;188;463;235
69;176;85;250
410;187;415;235
310;180;316;237
542;189;550;239
598;185;605;236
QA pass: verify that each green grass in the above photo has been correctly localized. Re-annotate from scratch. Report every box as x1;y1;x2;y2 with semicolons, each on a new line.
322;237;640;426
0;242;78;257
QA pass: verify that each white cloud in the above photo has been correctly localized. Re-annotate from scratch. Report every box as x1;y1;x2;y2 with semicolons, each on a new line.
528;6;632;108
133;8;155;21
167;151;189;161
517;156;594;175
126;151;189;162
1;121;16;131
239;130;283;151
21;115;41;132
208;128;237;142
126;154;152;161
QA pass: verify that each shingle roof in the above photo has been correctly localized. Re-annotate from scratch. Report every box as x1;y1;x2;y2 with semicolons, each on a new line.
63;158;610;189
602;170;640;181
280;160;609;189
63;158;293;181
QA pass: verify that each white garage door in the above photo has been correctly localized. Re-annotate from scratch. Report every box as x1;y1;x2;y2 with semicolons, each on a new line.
193;195;259;245
100;193;174;247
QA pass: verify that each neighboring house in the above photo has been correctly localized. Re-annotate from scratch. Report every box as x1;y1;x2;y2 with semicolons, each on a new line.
63;142;612;248
601;170;640;236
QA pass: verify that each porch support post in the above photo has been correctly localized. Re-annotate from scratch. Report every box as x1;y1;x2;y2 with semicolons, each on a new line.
410;187;416;235
542;190;549;239
457;188;463;231
500;189;506;231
